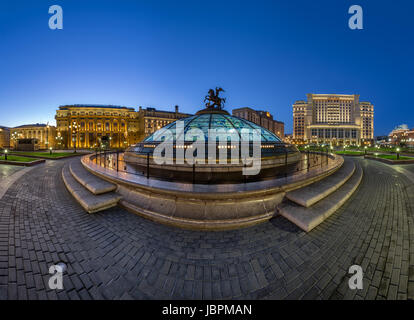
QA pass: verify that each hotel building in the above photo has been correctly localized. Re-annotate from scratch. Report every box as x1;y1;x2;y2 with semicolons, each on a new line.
292;94;374;145
232;107;285;139
10;124;56;149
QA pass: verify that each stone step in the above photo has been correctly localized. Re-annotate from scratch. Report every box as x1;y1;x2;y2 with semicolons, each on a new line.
286;158;355;207
70;160;116;195
278;163;363;232
62;165;121;213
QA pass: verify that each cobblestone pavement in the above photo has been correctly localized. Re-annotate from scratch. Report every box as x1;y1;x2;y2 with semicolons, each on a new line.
0;158;412;300
0;165;22;178
402;164;414;175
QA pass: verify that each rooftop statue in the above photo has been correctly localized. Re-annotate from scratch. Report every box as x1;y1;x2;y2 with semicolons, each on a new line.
204;87;226;110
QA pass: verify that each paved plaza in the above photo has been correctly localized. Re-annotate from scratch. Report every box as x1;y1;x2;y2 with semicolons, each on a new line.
0;165;23;179
0;158;413;300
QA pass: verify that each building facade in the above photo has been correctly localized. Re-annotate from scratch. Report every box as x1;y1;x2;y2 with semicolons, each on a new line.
55;104;192;149
0;126;10;149
292;94;374;146
55;105;140;149
137;105;192;142
388;124;414;147
10;124;56;149
232;107;285;139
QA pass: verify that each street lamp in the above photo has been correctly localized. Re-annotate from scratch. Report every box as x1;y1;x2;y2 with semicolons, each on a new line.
364;146;367;155
69;122;78;153
49;147;53;155
4;149;8;161
396;148;400;160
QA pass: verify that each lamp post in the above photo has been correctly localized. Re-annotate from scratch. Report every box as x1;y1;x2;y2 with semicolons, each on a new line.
364;146;367;156
4;149;8;161
49;147;53;155
69;122;78;153
396;148;400;160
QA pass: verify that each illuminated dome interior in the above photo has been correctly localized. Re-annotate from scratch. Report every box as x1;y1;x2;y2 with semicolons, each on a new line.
143;111;283;143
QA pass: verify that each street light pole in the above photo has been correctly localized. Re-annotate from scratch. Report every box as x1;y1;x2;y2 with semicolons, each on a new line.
70;122;78;153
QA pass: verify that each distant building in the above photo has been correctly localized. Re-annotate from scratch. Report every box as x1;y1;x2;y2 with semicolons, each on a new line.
232;107;284;139
137;105;192;142
284;133;293;144
0;126;10;149
388;124;414;147
292;94;374;145
16;139;40;151
10;124;56;149
375;135;389;146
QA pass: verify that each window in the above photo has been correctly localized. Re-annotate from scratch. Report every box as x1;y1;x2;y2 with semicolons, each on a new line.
318;129;324;138
351;129;357;139
345;130;350;138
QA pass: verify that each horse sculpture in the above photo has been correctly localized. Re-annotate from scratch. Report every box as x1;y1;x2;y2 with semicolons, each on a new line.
204;87;226;110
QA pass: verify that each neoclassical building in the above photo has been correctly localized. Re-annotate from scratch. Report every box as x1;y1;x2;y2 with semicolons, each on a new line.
55;105;139;149
388;124;414;147
292;94;374;145
55;104;192;149
136;105;192;142
0;126;10;149
10;124;56;149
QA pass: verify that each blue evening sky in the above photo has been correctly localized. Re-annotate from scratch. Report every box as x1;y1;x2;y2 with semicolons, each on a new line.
0;0;413;135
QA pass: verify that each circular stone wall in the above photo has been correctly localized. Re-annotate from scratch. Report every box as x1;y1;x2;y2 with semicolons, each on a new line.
81;153;343;230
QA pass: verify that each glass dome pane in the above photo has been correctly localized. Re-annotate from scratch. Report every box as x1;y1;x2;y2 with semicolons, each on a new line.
182;114;211;141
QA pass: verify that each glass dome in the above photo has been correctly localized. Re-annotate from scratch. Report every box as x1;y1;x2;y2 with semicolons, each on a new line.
143;112;283;143
124;108;300;183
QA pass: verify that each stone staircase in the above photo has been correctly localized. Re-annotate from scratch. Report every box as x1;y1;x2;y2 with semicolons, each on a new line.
278;158;363;232
62;159;121;213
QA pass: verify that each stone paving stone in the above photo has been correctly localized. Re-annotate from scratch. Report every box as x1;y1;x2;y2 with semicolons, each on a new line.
0;158;412;299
